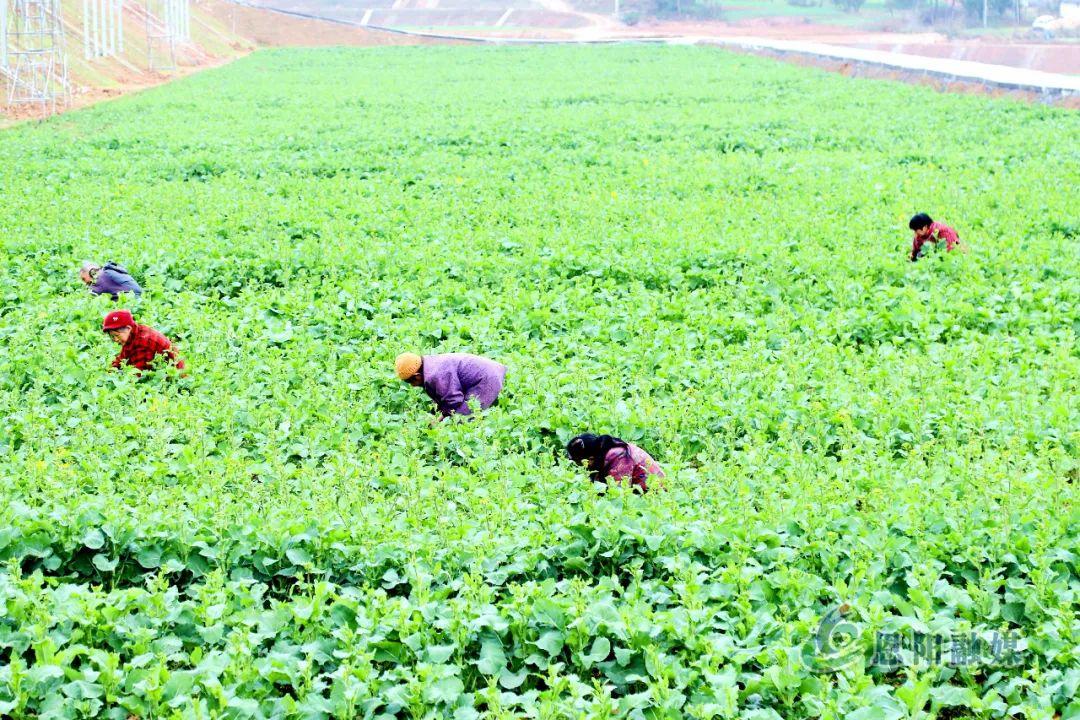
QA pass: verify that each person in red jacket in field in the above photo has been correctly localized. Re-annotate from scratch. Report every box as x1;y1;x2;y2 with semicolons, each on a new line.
909;213;965;262
102;310;185;373
566;433;665;493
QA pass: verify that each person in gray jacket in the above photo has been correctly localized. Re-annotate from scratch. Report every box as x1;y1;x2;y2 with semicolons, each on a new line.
80;261;143;299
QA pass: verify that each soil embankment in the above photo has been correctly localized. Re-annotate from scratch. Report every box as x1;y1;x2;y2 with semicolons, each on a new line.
3;0;1075;123
1;0;431;122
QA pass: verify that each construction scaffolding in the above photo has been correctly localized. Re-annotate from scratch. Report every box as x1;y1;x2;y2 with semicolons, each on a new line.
83;0;124;59
143;0;188;71
1;0;69;113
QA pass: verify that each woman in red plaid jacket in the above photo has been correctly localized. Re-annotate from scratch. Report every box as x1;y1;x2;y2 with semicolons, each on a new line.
102;310;186;373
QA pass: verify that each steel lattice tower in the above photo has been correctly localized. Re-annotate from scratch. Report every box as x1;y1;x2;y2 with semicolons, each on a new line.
1;0;69;113
144;0;189;71
83;0;124;60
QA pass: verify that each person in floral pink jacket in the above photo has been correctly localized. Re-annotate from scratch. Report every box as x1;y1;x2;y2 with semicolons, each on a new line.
566;433;665;493
909;213;964;262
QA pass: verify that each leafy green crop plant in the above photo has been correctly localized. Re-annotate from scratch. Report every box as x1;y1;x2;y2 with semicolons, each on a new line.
1;44;1078;719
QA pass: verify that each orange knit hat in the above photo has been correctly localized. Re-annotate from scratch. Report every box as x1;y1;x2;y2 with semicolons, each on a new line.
395;352;422;380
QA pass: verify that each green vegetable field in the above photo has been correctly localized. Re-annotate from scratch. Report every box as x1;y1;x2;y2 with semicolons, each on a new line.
1;46;1078;719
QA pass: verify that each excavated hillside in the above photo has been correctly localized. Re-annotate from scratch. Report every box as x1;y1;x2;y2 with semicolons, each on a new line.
1;0;428;122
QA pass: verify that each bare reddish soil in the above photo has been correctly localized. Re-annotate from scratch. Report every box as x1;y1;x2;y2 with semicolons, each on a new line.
201;0;435;46
4;1;1073;123
3;57;244;122
411;10;1076;77
847;41;1080;74
757;48;1080;107
583;16;1078;74
1;0;435;123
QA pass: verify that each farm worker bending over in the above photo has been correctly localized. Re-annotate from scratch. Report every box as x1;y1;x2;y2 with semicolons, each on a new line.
103;310;185;373
80;261;143;299
395;352;507;419
909;213;963;262
566;433;665;493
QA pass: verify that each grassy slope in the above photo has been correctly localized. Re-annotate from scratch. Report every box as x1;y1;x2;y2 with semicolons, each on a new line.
28;0;252;94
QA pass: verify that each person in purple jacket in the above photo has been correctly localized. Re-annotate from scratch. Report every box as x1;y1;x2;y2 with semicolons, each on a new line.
566;433;665;493
80;261;143;300
395;352;507;419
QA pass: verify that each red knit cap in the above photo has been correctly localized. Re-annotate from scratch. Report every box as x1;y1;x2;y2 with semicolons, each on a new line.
102;309;134;331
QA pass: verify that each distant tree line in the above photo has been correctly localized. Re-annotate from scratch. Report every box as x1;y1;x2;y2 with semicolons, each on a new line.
619;0;723;24
788;0;867;11
619;0;1036;24
884;0;1018;22
789;0;1032;23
